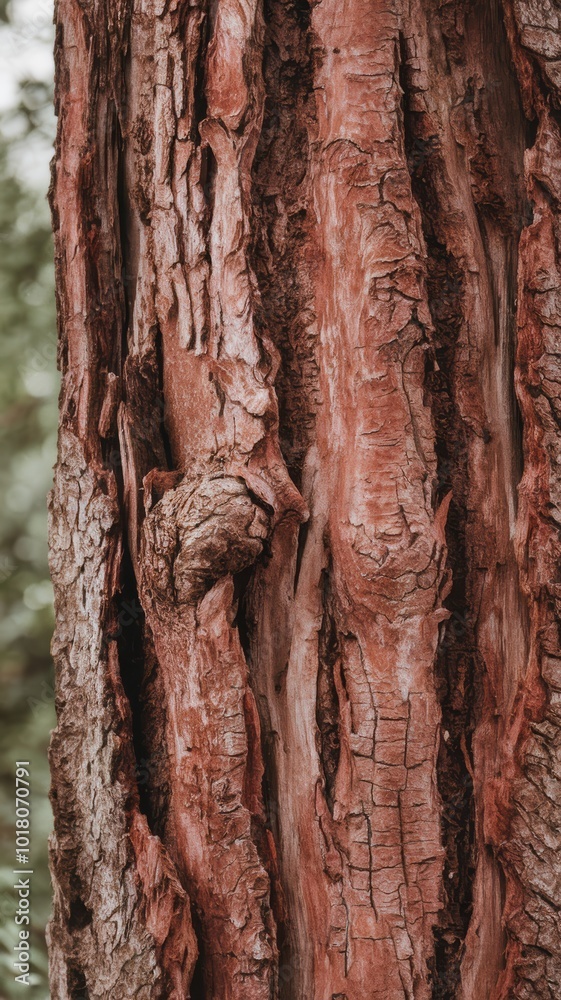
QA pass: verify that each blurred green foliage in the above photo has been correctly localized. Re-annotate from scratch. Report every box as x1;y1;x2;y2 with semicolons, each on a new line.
0;9;56;998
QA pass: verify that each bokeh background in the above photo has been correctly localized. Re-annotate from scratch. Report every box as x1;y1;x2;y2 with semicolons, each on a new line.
0;1;56;996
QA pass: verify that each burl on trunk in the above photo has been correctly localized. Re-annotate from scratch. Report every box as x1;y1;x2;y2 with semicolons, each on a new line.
47;0;561;997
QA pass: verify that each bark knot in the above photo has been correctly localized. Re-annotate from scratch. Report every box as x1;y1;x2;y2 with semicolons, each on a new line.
140;473;270;607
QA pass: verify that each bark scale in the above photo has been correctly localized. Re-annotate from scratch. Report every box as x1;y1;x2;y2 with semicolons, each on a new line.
48;1;561;998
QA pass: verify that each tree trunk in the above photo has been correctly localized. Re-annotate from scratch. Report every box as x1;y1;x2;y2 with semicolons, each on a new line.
47;1;561;997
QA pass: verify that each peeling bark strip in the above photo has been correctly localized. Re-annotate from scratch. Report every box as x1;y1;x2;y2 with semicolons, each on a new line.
48;0;561;997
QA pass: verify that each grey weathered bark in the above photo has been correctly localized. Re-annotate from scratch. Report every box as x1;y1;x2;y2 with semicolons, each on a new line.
48;0;561;997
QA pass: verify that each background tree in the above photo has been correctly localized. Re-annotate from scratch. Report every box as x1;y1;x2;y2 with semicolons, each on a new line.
0;2;57;995
49;1;561;998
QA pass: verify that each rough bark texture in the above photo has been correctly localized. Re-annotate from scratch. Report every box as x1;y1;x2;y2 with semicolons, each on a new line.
48;1;561;997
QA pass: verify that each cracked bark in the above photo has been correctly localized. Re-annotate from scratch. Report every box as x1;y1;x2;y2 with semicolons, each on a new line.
48;0;561;997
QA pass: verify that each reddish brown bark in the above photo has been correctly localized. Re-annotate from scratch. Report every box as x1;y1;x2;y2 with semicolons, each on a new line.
48;0;561;998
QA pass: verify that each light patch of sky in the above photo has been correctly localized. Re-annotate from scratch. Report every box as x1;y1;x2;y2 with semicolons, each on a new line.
0;0;54;191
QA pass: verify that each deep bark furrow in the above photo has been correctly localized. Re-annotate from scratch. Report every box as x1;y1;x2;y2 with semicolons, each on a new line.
401;68;477;999
400;4;536;995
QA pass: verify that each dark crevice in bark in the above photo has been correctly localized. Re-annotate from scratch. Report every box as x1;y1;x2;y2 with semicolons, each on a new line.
246;4;320;963
423;239;476;1000
400;48;477;999
75;110;123;464
525;112;539;153
316;568;341;815
68;876;93;931
245;4;320;990
111;134;170;837
292;0;311;30
193;10;210;144
114;545;154;824
200;144;217;223
109;135;175;847
233;564;254;663
401;4;535;990
293;518;309;594
466;0;529;490
154;327;175;473
189;908;206;1000
234;561;287;957
255;688;291;985
476;215;526;494
116;104;133;353
67;964;89;1000
134;632;173;837
251;0;318;489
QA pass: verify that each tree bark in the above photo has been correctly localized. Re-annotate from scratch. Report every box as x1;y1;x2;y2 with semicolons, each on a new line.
47;1;561;998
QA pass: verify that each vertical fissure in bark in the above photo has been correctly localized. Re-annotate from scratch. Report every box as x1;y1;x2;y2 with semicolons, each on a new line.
113;543;153;822
401;1;536;994
188;909;206;1000
316;567;342;815
193;10;210;138
233;561;285;913
153;329;176;472
448;6;531;991
112;124;174;835
67;964;89;1000
194;9;215;248
199;144;217;236
232;564;256;663
251;0;317;487
399;42;476;996
245;4;320;992
104;104;159;833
